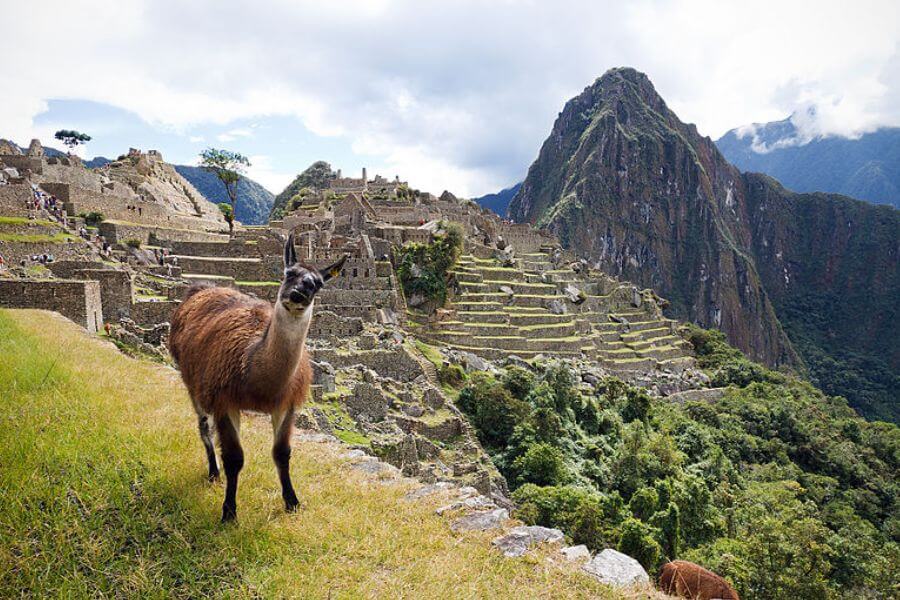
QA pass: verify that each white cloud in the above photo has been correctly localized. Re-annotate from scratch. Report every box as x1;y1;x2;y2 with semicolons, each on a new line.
2;0;899;195
188;135;205;143
245;155;294;195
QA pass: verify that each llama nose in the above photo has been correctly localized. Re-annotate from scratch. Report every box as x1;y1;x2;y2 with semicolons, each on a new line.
289;289;304;303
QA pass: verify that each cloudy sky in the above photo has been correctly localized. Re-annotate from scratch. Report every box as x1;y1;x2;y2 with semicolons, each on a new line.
3;0;899;196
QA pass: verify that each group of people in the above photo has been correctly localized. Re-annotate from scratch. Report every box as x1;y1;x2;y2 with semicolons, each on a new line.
28;185;66;224
28;253;56;265
125;204;143;217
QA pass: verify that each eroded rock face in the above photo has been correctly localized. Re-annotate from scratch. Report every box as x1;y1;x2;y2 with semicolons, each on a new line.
581;549;649;587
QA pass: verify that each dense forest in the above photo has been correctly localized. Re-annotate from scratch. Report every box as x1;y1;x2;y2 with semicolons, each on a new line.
453;327;899;599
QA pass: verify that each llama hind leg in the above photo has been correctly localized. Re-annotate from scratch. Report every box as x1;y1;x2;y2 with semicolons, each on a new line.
271;405;299;512
197;414;219;481
216;410;243;522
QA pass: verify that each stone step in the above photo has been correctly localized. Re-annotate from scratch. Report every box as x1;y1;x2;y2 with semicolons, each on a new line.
622;321;672;342
635;345;687;360
598;356;658;371
436;323;522;337
454;300;505;312
507;312;573;327
459;280;558;295
518;321;578;338
626;334;685;351
470;266;525;282
456;310;510;324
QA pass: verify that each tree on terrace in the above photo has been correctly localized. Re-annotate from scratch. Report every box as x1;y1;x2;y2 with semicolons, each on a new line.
199;148;250;236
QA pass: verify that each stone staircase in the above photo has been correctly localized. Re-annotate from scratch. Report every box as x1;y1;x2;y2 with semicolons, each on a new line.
414;251;694;372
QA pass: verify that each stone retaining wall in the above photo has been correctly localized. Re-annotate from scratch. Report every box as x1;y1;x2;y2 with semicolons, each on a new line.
0;279;102;332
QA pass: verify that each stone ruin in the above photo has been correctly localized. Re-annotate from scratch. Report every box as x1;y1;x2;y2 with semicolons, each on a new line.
0;142;703;496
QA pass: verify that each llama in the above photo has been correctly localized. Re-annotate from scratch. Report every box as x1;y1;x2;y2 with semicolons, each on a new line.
168;233;346;522
658;560;740;600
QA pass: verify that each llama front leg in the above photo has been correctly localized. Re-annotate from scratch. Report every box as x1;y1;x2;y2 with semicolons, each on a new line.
272;406;299;512
216;410;243;522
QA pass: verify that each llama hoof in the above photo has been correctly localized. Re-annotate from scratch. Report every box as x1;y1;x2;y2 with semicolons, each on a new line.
207;470;220;483
285;497;300;512
221;505;237;523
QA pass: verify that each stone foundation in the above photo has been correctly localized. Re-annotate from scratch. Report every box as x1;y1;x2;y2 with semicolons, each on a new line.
0;279;103;332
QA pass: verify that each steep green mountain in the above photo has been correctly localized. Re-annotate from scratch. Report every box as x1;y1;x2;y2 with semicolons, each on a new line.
474;182;521;216
717;120;900;209
174;165;274;226
509;68;899;422
269;161;337;219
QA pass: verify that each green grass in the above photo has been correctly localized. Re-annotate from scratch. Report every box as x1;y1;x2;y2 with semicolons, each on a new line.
0;232;80;243
0;309;622;598
0;216;57;227
413;339;444;370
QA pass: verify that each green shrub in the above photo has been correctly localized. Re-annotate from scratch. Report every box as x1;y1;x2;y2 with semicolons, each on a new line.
124;238;142;248
438;363;466;388
396;222;464;306
511;443;569;487
618;518;662;571
456;373;528;449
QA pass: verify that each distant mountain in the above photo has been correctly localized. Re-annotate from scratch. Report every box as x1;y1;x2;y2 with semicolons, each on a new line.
473;183;521;216
175;165;275;226
509;67;899;422
717;120;900;209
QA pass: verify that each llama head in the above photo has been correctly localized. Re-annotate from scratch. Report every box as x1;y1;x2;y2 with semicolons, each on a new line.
279;233;348;312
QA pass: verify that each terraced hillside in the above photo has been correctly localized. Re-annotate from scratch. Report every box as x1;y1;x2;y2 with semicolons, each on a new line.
413;248;693;373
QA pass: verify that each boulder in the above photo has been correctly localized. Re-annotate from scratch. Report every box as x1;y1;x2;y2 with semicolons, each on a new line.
631;287;642;308
582;549;649;587
492;526;564;557
559;544;591;562
547;299;567;315
499;285;515;297
450;508;509;532
564;284;585;304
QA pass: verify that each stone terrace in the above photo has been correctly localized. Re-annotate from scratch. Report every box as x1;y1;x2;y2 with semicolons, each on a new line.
413;249;693;373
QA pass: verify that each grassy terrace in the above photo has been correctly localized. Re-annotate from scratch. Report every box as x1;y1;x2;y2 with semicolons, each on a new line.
0;310;625;599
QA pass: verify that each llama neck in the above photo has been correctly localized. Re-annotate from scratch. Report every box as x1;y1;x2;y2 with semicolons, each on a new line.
249;301;312;389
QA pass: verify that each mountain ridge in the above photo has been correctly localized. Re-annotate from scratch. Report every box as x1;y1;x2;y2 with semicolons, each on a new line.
717;119;900;209
509;67;899;421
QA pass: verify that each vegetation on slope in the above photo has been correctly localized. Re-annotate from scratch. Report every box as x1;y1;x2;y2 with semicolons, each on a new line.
396;222;464;305
269;161;336;219
455;326;899;599
0;310;622;599
175;165;274;226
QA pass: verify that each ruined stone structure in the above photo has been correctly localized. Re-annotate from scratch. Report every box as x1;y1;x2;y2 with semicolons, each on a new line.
0;279;103;332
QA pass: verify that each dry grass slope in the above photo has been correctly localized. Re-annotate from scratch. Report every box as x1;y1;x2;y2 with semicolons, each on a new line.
0;309;655;599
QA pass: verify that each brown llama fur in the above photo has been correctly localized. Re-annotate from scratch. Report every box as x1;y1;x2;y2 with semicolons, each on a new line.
659;560;740;600
169;286;312;417
168;233;345;522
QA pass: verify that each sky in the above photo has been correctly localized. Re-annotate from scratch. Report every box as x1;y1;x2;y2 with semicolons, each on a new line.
3;0;899;196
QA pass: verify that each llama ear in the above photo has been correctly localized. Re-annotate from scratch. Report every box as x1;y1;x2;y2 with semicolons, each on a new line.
283;233;297;268
321;254;348;282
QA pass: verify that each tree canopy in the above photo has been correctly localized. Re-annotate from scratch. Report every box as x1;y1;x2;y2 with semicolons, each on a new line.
54;130;91;151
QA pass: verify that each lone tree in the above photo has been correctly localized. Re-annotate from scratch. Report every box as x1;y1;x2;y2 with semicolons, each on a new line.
54;130;91;153
199;148;250;235
217;202;234;234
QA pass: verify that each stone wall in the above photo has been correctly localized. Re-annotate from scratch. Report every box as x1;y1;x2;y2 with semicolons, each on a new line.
130;299;177;326
74;269;134;322
308;310;364;339
98;220;229;244
0;279;103;332
0;155;42;175
0;184;34;216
